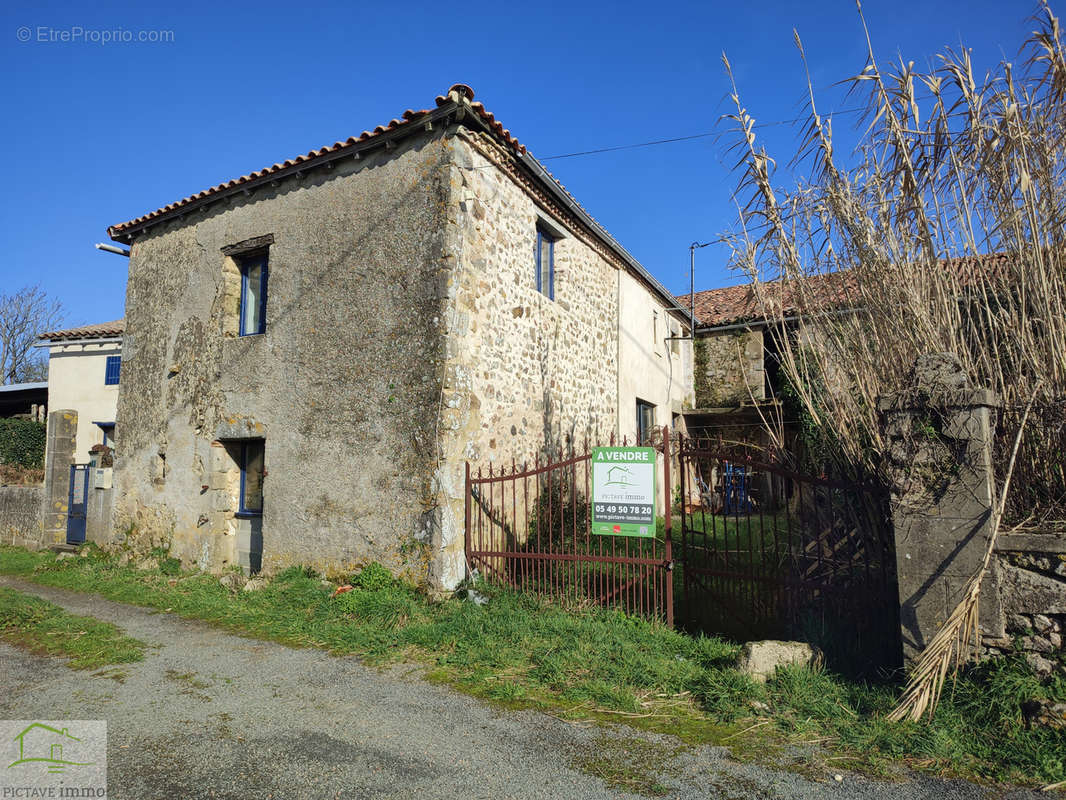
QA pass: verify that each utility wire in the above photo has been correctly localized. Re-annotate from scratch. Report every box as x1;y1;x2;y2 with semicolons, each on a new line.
537;106;867;162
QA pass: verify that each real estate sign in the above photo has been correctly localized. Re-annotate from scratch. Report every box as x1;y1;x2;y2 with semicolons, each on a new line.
591;446;656;537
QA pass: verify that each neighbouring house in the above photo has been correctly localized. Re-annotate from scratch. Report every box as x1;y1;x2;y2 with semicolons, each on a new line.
17;320;126;549
103;83;693;588
676;269;859;450
37;319;125;463
675;282;784;453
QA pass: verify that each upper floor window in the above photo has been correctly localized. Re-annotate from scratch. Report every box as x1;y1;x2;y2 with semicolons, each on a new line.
535;225;556;300
104;355;121;385
239;253;268;336
636;399;656;445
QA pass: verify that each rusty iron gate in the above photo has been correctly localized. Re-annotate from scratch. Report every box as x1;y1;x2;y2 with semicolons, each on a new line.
465;428;674;624
677;436;900;674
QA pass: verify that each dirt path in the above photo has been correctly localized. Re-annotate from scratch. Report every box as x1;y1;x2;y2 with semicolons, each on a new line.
0;577;1045;800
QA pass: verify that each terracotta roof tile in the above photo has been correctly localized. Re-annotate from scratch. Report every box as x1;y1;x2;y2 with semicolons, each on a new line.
108;84;532;240
103;83;684;316
679;253;1016;329
39;319;125;342
676;274;857;328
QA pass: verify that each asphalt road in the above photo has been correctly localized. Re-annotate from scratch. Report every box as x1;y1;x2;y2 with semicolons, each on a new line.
0;577;1049;800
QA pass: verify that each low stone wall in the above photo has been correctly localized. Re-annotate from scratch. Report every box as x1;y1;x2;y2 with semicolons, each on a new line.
981;531;1066;675
0;485;44;548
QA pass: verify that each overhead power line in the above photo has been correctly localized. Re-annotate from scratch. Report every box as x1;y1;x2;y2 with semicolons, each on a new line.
538;106;867;162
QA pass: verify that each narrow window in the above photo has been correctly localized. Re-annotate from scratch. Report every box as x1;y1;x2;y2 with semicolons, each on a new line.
653;311;660;353
104;355;121;385
670;323;680;355
535;226;555;300
636;399;656;444
239;253;269;336
238;440;265;516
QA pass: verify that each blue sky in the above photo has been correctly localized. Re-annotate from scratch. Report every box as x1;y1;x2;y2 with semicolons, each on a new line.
0;0;1044;328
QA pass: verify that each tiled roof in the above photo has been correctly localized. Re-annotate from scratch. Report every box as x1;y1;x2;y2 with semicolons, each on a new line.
107;84;527;240
677;271;858;329
39;319;125;342
678;253;1017;329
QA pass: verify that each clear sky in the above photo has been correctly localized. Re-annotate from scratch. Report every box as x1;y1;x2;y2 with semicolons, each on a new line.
0;0;1046;329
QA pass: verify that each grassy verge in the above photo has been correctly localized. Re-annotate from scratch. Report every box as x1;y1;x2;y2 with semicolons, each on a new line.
0;544;1062;787
0;585;146;669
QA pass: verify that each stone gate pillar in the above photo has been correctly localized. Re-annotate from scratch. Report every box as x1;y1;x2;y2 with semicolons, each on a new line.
879;354;1003;663
41;409;78;547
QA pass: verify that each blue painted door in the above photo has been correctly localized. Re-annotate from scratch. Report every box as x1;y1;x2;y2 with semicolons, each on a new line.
66;465;90;544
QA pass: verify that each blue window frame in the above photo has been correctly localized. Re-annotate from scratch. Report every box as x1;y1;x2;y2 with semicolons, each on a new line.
238;253;269;336
104;355;121;385
535;226;555;300
237;441;265;516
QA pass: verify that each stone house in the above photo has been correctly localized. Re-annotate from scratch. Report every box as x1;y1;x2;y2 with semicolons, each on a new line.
103;84;692;589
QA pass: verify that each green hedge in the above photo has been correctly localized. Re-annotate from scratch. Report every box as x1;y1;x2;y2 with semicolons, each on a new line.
0;419;46;468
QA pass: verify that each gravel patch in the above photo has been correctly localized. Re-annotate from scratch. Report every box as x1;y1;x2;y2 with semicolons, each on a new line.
0;577;1047;799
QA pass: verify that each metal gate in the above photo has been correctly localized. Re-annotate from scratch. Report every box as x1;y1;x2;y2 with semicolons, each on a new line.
66;464;90;545
677;436;900;674
465;428;674;624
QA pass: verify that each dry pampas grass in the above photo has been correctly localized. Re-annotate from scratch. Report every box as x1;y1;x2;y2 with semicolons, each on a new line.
721;1;1066;718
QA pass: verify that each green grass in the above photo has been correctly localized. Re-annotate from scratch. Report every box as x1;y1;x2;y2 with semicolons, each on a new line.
0;543;1063;787
0;585;147;669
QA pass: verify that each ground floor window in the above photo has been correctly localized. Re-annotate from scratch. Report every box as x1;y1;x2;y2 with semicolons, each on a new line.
636;399;656;444
238;440;265;516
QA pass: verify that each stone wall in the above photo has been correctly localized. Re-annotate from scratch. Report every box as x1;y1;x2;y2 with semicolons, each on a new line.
983;532;1066;675
432;132;620;584
694;327;764;408
882;355;1001;662
445;132;618;465
430;130;694;582
0;486;43;548
113;132;452;581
